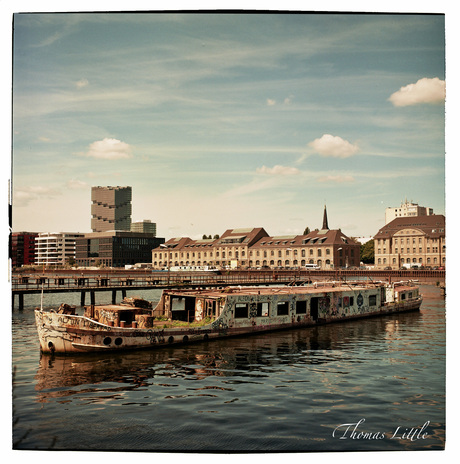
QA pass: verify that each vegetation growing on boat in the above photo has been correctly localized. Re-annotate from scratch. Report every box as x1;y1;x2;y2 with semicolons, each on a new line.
158;316;216;328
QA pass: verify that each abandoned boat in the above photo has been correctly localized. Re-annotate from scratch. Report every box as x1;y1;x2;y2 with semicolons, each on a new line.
35;280;422;354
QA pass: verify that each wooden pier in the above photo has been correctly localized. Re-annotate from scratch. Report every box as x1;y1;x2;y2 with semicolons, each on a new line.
11;268;445;310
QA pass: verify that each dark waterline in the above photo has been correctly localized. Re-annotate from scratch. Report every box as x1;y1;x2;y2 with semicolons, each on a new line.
12;286;445;452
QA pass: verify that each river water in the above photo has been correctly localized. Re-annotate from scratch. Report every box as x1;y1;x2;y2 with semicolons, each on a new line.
12;285;445;452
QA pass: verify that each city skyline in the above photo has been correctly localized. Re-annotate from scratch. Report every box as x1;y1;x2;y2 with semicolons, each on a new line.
10;11;446;240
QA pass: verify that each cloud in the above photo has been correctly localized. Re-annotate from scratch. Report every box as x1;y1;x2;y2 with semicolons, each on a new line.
13;186;61;207
266;98;276;106
75;78;89;89
83;138;133;160
309;134;359;158
317;175;355;183
256;165;300;176
67;179;88;189
388;77;445;107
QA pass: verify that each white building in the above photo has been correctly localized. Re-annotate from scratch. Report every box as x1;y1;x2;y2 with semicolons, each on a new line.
35;232;84;266
385;199;434;224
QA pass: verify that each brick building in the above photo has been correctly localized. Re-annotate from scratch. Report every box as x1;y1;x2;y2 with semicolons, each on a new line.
10;232;38;268
152;207;360;270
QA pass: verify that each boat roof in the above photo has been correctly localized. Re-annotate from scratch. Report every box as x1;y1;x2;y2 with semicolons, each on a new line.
164;282;408;299
90;304;146;312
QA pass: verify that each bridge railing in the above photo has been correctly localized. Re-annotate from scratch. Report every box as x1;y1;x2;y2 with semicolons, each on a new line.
11;268;445;293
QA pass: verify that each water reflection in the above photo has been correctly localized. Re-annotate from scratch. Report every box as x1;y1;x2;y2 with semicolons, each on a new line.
34;310;425;403
14;286;445;451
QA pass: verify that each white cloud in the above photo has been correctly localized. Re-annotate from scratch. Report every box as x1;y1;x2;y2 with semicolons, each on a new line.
317;175;355;183
309;134;359;158
75;78;89;89
388;77;445;107
256;165;300;176
13;186;61;207
266;98;276;106
67;179;88;189
83;138;133;160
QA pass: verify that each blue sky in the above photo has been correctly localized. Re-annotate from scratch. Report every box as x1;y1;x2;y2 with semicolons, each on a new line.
10;11;446;240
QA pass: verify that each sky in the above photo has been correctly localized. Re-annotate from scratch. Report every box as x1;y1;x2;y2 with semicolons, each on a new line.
9;8;446;241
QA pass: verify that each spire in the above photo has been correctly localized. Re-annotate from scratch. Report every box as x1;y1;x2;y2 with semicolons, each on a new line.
322;204;329;230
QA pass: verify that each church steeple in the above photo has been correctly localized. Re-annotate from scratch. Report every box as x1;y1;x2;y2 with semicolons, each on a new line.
322;204;329;230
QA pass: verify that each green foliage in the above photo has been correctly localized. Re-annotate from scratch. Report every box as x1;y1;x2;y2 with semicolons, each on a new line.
360;240;374;264
303;227;310;235
161;317;215;328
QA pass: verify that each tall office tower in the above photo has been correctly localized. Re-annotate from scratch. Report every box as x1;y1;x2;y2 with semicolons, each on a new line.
91;186;132;232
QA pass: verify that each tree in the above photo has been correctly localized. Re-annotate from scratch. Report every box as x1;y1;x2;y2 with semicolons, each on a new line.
213;234;220;239
303;227;310;235
360;240;374;264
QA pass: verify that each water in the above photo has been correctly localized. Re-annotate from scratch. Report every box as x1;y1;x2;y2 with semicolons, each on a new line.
12;286;445;452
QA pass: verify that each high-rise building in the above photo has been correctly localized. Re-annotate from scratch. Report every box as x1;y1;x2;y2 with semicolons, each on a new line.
131;219;156;235
91;186;132;232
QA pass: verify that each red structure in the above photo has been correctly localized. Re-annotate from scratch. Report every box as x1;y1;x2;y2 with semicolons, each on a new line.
11;232;38;267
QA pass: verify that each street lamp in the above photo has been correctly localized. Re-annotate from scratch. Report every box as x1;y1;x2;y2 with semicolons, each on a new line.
337;247;348;269
160;244;170;287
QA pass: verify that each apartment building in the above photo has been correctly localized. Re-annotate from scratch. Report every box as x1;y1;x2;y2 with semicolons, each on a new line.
35;232;84;266
374;215;445;269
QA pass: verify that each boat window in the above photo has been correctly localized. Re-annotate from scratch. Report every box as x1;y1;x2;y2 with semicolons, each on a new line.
369;295;377;306
296;300;307;314
256;302;269;317
277;301;289;316
350;296;354;306
235;303;249;318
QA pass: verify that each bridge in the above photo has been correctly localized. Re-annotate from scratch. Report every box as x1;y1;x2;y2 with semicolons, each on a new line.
11;268;445;310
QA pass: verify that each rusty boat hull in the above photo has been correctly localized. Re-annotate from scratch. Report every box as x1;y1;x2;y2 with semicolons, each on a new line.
35;282;423;355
